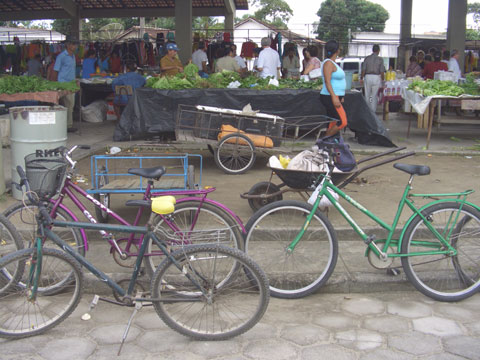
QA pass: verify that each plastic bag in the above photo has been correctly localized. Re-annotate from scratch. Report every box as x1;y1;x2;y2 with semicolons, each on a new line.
287;150;327;172
81;100;108;123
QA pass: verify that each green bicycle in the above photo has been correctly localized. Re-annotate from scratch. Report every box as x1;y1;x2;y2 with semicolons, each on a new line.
245;148;480;302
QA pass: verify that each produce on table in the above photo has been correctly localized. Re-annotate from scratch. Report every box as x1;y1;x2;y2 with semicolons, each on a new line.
146;70;323;90
460;72;480;95
407;79;465;97
0;75;79;94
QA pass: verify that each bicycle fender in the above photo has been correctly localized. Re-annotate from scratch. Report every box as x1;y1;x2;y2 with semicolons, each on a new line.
397;199;480;253
49;199;89;251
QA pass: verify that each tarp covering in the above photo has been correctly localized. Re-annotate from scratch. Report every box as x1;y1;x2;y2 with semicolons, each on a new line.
114;88;395;147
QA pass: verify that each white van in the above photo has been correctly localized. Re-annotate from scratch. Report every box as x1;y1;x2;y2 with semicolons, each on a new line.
336;57;364;75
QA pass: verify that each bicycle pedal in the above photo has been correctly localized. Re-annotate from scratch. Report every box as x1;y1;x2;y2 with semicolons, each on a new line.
81;294;100;321
386;268;401;276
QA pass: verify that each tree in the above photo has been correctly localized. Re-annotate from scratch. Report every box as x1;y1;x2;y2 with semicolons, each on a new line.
316;0;389;46
468;3;480;28
51;19;72;35
251;0;293;28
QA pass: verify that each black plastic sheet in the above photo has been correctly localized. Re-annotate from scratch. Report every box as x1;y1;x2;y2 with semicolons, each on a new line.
114;88;395;147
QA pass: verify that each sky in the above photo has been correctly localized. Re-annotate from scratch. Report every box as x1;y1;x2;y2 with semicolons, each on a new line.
237;0;480;37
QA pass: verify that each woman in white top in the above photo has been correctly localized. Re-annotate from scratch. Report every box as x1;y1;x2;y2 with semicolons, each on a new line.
302;46;321;76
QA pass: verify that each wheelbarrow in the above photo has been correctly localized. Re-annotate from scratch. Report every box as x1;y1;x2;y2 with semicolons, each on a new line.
240;147;415;212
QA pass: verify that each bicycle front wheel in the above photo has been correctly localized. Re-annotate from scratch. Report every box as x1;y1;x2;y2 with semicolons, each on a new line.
0;247;83;339
4;202;85;256
0;213;24;259
150;244;269;340
145;200;244;277
401;202;480;302
245;200;338;299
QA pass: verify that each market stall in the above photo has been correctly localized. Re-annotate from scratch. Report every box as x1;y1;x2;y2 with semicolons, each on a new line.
402;75;480;149
114;87;394;147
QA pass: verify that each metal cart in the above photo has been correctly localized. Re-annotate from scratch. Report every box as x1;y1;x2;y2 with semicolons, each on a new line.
241;147;415;212
176;104;334;175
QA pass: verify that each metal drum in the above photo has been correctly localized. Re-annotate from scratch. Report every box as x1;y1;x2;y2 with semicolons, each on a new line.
9;106;67;200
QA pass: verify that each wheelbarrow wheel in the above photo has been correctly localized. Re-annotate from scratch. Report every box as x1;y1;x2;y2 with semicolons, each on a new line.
247;181;282;212
94;166;110;223
214;133;256;175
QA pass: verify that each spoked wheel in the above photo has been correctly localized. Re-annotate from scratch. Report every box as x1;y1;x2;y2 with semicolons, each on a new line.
245;200;338;299
150;244;269;340
94;166;110;223
214;134;256;175
401;202;480;302
247;181;283;212
0;248;83;339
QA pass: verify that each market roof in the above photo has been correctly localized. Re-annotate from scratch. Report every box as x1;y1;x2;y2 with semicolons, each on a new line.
0;0;248;21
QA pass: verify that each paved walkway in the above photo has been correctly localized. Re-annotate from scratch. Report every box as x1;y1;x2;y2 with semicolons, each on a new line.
1;291;479;360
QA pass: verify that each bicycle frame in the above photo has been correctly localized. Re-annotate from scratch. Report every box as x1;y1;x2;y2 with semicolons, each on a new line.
42;220;206;301
289;172;476;259
47;176;246;258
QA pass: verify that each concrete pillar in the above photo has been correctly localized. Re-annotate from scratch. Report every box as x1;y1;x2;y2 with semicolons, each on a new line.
71;15;81;39
175;0;193;64
397;0;412;72
225;12;234;37
140;17;145;39
446;0;467;74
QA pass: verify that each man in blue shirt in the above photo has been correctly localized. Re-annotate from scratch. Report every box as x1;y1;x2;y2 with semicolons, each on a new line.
111;62;146;120
54;36;78;132
81;50;96;79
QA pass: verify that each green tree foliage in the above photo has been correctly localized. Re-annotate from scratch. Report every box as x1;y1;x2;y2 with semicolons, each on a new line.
466;28;480;41
51;19;72;35
250;0;293;29
316;0;389;45
468;3;480;26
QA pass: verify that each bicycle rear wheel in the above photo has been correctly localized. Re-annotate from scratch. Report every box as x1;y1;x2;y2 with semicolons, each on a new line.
0;213;24;259
150;244;269;340
0;247;83;339
245;200;338;299
401;202;480;302
145;200;244;277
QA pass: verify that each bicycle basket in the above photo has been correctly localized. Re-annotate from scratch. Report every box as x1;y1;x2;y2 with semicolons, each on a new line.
24;153;68;200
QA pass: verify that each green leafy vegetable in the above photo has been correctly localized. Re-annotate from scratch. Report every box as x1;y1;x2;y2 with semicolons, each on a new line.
0;76;79;94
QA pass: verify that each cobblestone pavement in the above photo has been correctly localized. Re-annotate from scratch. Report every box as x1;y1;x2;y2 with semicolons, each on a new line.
1;291;479;360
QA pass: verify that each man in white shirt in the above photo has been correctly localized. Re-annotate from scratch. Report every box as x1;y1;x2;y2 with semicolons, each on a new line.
192;41;209;77
257;37;281;79
231;44;247;74
448;49;462;81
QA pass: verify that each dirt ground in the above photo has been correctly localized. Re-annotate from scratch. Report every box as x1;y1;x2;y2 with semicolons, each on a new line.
34;149;480;232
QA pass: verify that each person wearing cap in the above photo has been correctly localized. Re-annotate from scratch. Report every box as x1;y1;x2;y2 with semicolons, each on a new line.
54;36;79;132
192;41;209;77
448;49;462;80
160;43;183;77
257;37;281;79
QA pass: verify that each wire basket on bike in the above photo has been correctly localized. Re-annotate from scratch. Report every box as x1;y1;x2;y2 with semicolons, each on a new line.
24;153;68;200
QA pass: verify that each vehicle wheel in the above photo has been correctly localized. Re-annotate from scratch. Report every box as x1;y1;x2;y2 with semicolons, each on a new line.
150;244;269;340
247;181;283;212
0;213;24;259
94;166;110;223
187;165;196;189
3;202;85;256
3;202;85;293
144;200;244;278
214;133;256;175
244;200;338;299
401;202;480;302
0;247;83;339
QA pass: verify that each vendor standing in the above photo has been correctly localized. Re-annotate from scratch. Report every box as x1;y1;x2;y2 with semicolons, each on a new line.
160;43;183;77
81;50;96;79
27;54;43;77
257;37;281;79
53;36;78;133
361;44;385;113
320;40;347;137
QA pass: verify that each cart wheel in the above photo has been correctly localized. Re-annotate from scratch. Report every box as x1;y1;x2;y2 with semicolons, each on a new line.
247;181;283;212
94;166;110;223
214;133;256;175
187;165;196;189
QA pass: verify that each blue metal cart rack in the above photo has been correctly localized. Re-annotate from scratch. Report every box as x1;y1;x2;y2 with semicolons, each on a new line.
87;153;202;195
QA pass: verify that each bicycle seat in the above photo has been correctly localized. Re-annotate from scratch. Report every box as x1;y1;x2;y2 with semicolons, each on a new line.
128;166;166;180
394;163;430;176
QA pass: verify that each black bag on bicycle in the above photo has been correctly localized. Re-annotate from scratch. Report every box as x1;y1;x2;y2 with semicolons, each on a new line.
316;134;356;172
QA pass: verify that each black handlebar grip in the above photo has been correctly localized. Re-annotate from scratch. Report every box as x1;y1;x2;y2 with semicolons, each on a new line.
16;165;26;182
78;145;91;150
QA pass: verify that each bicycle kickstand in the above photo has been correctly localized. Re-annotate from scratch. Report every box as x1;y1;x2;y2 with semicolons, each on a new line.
118;292;143;356
81;294;100;321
